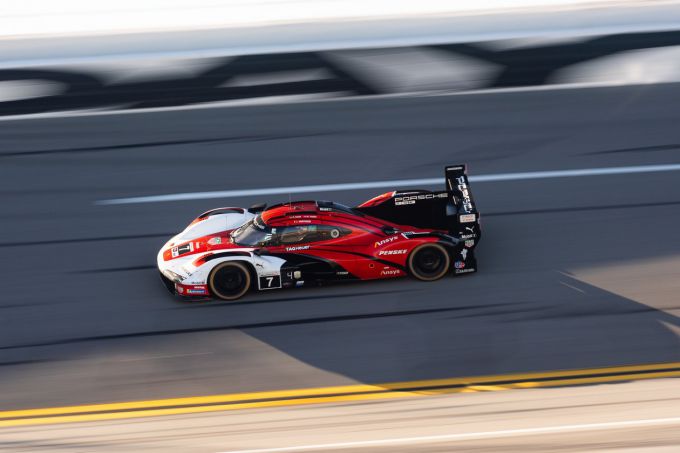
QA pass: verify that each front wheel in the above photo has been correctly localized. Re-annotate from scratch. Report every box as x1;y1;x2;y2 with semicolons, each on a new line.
407;243;450;281
208;262;252;300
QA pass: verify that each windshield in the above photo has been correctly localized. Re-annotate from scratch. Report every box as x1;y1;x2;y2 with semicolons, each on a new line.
231;219;273;247
231;216;353;247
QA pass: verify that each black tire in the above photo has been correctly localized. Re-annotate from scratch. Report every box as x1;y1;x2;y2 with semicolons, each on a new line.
208;262;252;300
407;243;451;281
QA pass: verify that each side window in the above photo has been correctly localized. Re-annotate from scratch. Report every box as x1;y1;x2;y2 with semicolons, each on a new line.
277;225;351;245
278;226;310;245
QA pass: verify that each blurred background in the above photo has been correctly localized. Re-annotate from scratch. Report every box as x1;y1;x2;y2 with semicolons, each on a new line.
2;0;680;451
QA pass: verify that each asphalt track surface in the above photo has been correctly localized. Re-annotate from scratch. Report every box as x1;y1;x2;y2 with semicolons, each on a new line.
2;82;680;421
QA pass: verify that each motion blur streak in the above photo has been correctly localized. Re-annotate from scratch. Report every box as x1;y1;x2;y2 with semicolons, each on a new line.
97;162;680;205
2;362;679;427
2;0;601;38
220;417;680;453
4;379;680;452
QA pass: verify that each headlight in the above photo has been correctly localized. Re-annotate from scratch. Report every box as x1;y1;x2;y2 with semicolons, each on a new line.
162;270;184;283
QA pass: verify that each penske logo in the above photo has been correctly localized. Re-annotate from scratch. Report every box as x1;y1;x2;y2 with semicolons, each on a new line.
378;249;407;255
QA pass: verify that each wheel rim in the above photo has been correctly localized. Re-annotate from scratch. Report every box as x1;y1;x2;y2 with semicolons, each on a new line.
212;265;248;299
411;245;449;280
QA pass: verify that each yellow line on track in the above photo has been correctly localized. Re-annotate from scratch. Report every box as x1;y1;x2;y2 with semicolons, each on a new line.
2;361;680;428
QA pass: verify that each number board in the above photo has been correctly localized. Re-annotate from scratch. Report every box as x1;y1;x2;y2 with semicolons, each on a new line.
258;275;282;290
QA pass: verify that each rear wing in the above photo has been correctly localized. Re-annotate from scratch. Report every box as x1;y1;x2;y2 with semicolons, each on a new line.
354;164;480;239
445;164;478;224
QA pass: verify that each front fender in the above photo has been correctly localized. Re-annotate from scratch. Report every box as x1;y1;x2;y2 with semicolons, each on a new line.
187;252;288;291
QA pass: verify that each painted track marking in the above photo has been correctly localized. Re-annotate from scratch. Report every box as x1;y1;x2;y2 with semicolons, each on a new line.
1;361;680;427
97;163;680;205
217;417;680;452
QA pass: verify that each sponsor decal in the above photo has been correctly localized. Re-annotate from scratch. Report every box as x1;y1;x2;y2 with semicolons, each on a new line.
336;271;349;275
455;268;475;274
293;270;302;279
286;245;310;251
176;284;207;295
375;236;398;248
378;249;407;255
459;214;476;223
207;237;222;245
461;234;476;239
394;192;447;206
465;239;475;248
172;243;193;258
456;176;474;213
454;260;465;269
460;249;468;260
381;269;401;276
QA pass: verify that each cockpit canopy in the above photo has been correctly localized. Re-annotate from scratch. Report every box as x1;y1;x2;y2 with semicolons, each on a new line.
231;215;351;247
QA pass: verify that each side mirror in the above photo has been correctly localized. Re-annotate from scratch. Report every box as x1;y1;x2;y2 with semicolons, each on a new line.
248;203;267;214
382;226;398;235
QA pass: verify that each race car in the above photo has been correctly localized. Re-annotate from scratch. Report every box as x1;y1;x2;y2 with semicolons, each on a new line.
157;164;480;301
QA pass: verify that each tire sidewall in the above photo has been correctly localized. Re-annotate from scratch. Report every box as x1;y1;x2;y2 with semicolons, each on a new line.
208;261;252;300
407;243;451;281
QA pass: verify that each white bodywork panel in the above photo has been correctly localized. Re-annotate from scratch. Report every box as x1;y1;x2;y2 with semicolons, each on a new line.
176;211;254;242
157;210;287;292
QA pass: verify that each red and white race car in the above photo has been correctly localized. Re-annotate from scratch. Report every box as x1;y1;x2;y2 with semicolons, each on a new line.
157;165;480;301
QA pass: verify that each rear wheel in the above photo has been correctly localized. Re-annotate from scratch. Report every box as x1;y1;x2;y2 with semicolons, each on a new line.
208;262;251;300
407;243;450;281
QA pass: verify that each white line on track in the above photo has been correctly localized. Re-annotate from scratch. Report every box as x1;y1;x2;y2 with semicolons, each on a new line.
97;163;680;205
217;416;680;452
